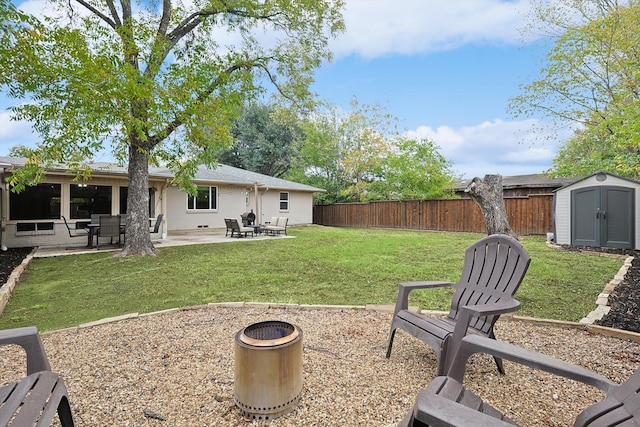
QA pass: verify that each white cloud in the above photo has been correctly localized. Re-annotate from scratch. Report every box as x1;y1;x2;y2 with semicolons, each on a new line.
332;0;533;59
405;118;563;179
0;112;36;154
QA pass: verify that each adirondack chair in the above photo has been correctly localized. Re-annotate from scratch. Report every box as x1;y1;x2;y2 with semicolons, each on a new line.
0;326;75;426
398;334;633;427
385;234;531;376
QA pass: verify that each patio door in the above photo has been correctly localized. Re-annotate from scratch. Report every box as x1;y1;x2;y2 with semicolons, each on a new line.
571;186;634;249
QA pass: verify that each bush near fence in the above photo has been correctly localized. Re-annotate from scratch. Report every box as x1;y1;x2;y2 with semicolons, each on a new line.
312;194;553;236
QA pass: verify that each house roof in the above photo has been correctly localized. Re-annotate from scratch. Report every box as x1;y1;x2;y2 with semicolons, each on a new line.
0;156;325;193
456;173;579;191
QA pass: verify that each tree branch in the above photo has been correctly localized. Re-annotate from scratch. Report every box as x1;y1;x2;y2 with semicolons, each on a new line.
105;0;122;27
73;0;118;29
148;59;270;146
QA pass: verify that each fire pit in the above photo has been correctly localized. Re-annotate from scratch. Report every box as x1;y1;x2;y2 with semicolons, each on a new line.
234;320;303;420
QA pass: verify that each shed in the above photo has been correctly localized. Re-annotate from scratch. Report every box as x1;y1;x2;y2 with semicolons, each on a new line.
553;172;640;249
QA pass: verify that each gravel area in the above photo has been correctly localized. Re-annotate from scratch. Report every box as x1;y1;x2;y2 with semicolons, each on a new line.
1;304;638;426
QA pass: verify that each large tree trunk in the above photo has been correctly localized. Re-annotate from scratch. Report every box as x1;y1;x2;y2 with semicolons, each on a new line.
465;174;519;239
117;147;158;257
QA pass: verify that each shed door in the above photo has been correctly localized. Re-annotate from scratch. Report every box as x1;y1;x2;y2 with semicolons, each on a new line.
571;186;634;249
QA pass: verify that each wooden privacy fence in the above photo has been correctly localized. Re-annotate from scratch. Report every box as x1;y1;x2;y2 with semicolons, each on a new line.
313;194;554;236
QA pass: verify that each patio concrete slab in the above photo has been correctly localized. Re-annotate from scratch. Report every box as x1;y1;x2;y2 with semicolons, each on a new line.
33;229;292;258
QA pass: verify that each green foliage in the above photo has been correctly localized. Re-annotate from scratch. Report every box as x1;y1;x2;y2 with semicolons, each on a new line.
0;0;344;183
511;0;640;179
0;0;344;253
289;100;458;203
217;103;303;177
0;228;622;331
287;106;350;204
367;137;460;200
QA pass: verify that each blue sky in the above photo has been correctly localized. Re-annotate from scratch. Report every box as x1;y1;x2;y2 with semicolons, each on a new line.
0;0;569;179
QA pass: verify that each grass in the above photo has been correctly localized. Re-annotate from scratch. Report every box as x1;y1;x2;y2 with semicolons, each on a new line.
0;226;624;331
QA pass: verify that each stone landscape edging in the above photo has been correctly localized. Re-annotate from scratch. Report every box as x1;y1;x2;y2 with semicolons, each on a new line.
0;248;37;315
2;247;639;343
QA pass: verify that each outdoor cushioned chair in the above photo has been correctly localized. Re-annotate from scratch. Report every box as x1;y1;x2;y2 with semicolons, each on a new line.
228;218;254;238
264;217;288;235
398;334;632;427
386;234;531;376
0;326;75;426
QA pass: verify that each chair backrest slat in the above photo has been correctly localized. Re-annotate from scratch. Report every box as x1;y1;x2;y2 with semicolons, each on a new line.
448;234;531;333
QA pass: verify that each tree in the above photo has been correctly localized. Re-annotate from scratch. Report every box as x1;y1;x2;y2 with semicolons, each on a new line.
218;103;302;177
367;137;459;200
465;174;517;239
288;99;396;203
509;0;640;179
0;0;344;256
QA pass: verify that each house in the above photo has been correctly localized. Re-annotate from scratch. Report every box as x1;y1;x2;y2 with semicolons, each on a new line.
0;156;324;249
553;171;640;250
456;174;579;198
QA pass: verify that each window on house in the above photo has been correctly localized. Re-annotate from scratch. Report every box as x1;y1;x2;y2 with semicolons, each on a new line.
119;187;156;217
279;192;289;211
187;186;217;210
70;184;112;219
10;183;61;220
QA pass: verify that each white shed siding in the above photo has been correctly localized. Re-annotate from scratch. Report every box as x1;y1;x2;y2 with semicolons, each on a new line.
554;173;640;249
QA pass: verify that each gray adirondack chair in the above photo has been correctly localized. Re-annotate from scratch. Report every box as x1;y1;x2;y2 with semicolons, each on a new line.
386;234;531;376
0;326;75;426
398;334;633;427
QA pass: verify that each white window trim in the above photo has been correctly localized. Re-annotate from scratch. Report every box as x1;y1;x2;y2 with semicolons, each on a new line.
279;191;289;212
186;186;219;212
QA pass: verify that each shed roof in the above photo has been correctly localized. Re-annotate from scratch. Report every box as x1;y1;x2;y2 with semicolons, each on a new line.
553;171;640;192
0;156;325;193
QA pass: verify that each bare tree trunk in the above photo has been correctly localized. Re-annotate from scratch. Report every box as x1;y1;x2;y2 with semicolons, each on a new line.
465;174;519;239
116;147;158;257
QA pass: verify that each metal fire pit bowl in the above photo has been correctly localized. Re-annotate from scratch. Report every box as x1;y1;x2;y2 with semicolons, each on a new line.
234;320;303;420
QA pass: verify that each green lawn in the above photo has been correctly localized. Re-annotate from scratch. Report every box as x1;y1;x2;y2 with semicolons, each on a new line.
0;226;624;331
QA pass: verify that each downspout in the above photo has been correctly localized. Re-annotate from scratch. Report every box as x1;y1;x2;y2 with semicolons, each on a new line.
0;168;6;251
254;182;259;225
161;179;170;238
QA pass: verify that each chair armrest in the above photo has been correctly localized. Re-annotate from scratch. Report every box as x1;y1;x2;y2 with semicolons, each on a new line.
444;300;521;373
447;335;616;392
459;299;521;318
413;389;515;427
392;281;454;316
0;327;51;374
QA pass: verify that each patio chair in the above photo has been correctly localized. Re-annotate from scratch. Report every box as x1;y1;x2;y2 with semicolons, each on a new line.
150;214;164;237
62;216;89;239
385;234;531;376
0;326;75;426
228;218;254;238
96;215;121;248
398;334;627;427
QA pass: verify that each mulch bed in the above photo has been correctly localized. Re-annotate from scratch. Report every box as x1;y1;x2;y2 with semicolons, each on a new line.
0;247;33;288
558;244;640;333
